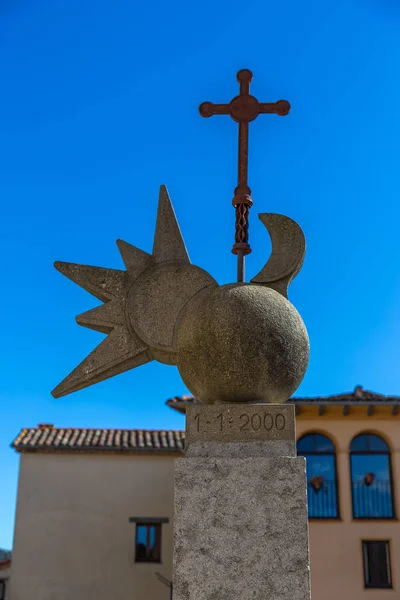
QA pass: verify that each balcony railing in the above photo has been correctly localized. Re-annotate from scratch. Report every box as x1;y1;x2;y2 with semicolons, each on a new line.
307;480;338;518
352;480;394;518
306;479;394;519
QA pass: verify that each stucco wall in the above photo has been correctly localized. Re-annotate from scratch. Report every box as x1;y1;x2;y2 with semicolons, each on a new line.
10;453;176;600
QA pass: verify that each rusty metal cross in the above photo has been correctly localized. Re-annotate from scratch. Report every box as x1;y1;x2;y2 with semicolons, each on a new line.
199;69;290;282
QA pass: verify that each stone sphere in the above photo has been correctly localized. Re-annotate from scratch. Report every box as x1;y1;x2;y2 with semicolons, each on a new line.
176;284;309;404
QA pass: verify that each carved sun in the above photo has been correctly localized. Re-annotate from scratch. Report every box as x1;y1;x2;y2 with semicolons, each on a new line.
52;186;217;398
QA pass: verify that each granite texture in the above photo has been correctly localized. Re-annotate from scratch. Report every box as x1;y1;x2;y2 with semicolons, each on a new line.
174;456;311;600
176;284;309;404
185;440;296;458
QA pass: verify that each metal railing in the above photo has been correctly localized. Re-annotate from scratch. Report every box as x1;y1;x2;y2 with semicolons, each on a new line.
307;480;338;518
306;479;394;519
352;480;394;518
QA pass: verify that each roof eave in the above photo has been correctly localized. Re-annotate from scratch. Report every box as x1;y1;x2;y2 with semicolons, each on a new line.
13;446;185;455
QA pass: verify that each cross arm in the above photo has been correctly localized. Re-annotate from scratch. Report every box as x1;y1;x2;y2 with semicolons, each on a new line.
199;102;231;118
259;100;291;116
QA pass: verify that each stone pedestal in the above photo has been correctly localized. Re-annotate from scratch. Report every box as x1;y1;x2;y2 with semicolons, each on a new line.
173;404;311;600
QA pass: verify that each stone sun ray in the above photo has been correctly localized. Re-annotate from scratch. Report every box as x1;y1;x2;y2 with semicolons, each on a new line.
54;262;127;303
116;239;154;279
75;300;126;334
51;328;150;398
152;185;190;264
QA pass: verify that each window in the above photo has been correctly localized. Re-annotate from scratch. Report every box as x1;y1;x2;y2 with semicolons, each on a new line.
362;540;392;589
0;580;5;600
350;433;395;518
135;523;162;562
297;433;339;518
129;517;169;563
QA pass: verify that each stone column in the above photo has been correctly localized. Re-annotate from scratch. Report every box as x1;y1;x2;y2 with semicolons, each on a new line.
173;404;311;600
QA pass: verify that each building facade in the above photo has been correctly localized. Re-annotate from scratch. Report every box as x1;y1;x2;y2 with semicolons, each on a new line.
0;559;11;600
8;386;400;600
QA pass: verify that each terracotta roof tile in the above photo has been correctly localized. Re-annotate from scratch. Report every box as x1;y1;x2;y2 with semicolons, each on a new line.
166;386;400;413
12;427;185;454
13;387;400;452
292;386;400;404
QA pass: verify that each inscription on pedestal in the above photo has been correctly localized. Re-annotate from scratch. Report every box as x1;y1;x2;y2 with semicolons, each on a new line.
186;404;295;443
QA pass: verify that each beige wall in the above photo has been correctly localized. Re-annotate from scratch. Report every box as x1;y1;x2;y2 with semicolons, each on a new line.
10;453;176;600
10;413;400;600
297;415;400;599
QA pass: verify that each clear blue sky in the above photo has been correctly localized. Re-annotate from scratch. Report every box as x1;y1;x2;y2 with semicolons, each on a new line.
1;0;400;549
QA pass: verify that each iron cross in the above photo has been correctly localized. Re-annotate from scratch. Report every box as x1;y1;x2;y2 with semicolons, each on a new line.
199;69;290;282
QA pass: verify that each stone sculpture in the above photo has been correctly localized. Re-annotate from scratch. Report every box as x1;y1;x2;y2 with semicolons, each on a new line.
52;68;313;600
52;184;308;403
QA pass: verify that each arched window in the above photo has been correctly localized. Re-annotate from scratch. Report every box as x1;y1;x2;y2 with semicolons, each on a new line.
297;433;339;518
350;433;395;519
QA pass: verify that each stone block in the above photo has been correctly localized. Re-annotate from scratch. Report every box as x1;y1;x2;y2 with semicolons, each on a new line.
185;404;296;458
173;456;311;600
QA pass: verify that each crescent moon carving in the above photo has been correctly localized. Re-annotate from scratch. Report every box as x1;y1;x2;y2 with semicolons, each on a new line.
250;213;306;298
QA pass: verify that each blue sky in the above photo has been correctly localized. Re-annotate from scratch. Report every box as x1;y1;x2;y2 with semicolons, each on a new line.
1;0;400;549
